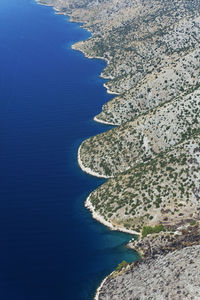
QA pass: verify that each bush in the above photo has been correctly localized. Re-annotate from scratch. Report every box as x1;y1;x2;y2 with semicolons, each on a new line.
142;224;165;238
116;260;128;272
190;220;196;226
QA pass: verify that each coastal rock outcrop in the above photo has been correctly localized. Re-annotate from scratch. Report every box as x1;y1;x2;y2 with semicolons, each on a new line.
97;245;200;300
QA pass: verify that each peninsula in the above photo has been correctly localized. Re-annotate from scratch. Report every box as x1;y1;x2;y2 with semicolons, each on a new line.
37;0;200;299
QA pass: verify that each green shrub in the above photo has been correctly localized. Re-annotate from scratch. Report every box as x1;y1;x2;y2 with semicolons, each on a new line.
116;260;128;272
190;220;196;226
142;224;165;238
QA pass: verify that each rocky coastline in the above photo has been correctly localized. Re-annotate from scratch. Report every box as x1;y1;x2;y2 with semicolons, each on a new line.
96;244;200;300
36;0;200;299
85;193;141;236
77;146;111;179
95;222;200;299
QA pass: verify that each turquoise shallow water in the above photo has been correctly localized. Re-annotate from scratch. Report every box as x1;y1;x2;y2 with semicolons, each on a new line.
0;0;139;299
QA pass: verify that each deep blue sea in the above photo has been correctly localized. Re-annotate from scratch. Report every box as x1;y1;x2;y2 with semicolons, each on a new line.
0;1;139;299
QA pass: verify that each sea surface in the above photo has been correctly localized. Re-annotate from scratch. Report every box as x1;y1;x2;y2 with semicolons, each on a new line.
0;1;139;299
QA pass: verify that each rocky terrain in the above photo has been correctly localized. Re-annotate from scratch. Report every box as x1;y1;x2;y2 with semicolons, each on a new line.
37;0;200;299
129;222;200;258
97;245;200;300
38;0;200;116
96;223;200;299
79;86;200;177
87;136;200;232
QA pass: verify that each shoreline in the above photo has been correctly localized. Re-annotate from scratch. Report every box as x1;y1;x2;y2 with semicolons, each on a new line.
36;1;120;125
36;0;140;241
35;2;200;299
71;44;110;65
77;146;111;179
35;2;141;299
103;82;120;95
37;0;141;237
71;44;120;95
93;116;117;126
94;276;108;300
85;193;141;236
94;271;114;300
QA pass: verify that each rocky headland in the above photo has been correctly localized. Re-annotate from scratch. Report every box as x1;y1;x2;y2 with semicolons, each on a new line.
97;244;200;300
37;0;200;299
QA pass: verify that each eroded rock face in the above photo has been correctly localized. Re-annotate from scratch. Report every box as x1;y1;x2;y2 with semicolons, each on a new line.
98;245;200;300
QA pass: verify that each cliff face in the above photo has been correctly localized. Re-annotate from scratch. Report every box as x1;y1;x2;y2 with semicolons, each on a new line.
97;245;200;300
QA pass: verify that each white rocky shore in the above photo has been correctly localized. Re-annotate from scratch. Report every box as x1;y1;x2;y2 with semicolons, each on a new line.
96;245;200;300
93;116;116;126
77;146;111;179
85;194;140;236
